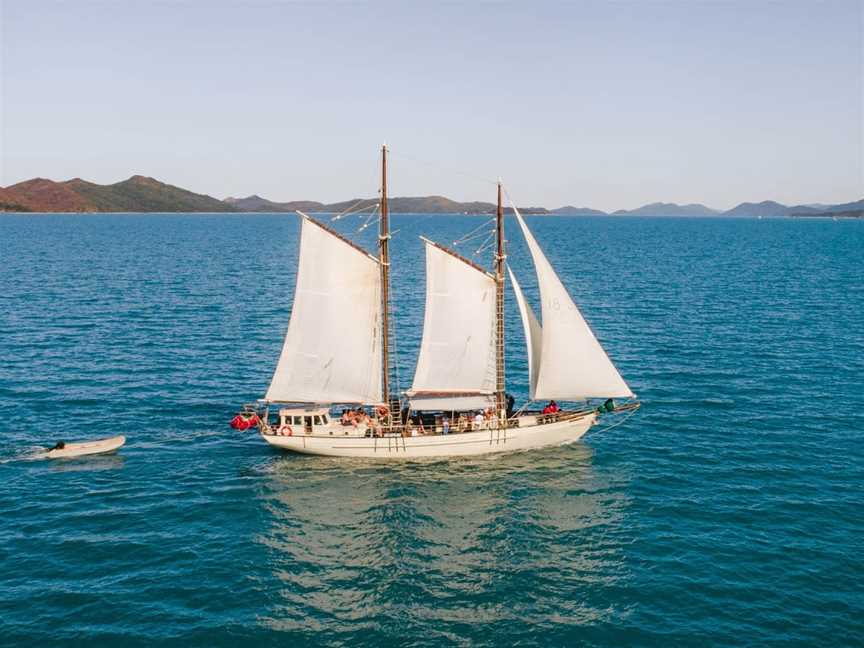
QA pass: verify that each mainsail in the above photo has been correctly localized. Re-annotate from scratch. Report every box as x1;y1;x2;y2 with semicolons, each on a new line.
265;215;383;404
408;239;497;410
510;206;633;400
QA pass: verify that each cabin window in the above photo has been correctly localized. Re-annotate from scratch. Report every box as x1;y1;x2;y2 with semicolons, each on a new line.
304;416;313;427
293;416;303;425
321;414;329;425
313;416;322;426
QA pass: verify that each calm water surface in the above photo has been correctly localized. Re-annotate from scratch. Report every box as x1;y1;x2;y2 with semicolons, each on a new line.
0;214;862;646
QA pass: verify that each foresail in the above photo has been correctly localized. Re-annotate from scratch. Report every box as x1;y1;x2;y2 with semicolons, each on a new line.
511;206;633;400
408;239;497;410
265;215;383;404
508;267;542;400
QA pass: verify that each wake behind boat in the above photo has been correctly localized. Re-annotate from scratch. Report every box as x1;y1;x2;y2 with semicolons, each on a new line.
231;146;639;458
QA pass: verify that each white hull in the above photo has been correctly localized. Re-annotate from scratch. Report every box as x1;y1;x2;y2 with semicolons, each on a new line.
46;435;126;459
260;413;596;459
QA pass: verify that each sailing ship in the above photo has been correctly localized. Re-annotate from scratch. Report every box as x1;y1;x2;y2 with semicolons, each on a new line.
232;146;639;458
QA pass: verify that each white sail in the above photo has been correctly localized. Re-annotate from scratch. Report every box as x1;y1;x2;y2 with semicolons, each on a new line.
511;206;633;400
265;215;383;404
507;267;542;400
408;240;497;410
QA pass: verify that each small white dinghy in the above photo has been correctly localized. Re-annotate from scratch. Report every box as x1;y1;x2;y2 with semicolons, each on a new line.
45;435;126;459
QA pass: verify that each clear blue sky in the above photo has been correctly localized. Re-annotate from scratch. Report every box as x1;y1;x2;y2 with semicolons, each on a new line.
1;0;861;210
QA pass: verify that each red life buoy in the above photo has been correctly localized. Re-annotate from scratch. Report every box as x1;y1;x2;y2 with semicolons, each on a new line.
278;425;293;436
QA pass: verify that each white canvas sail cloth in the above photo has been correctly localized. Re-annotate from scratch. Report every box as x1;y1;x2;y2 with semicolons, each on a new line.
508;267;542;400
408;240;497;410
510;204;633;400
266;215;383;404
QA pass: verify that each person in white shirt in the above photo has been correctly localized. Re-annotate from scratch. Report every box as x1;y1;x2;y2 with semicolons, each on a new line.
474;412;484;430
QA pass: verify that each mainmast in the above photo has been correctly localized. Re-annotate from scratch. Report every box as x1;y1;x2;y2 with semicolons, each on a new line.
379;144;392;409
495;180;506;423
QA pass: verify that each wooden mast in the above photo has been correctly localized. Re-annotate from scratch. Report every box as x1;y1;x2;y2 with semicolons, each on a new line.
495;180;506;423
379;144;392;410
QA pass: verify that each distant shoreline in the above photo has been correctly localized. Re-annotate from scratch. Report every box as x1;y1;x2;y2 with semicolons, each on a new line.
1;174;861;218
3;211;862;219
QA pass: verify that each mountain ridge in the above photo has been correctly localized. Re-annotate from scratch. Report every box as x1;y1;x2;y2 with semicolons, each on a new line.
1;175;860;217
3;175;234;213
612;202;718;217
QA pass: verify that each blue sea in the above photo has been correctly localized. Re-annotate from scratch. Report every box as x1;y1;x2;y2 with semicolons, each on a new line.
1;213;862;646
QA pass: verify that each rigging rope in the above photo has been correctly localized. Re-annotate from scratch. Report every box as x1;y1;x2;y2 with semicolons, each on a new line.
332;200;378;221
387;149;498;188
388;274;403;411
513;400;535;418
451;218;496;247
357;203;381;233
593;405;640;435
472;230;496;257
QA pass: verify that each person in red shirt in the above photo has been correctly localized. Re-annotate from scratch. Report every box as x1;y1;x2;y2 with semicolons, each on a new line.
543;401;560;414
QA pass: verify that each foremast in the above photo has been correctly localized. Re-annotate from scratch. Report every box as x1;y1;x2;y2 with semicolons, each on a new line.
379;144;393;413
495;180;506;423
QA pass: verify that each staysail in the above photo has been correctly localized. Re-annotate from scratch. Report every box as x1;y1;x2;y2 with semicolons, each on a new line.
507;267;542;400
510;206;633;400
408;239;497;410
265;214;383;404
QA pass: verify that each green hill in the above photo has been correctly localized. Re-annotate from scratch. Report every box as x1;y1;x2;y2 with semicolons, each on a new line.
68;176;236;212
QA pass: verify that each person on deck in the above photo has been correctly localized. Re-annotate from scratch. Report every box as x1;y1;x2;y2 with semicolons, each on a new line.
543;401;560;415
474;411;484;430
457;413;467;433
442;416;450;435
369;415;382;437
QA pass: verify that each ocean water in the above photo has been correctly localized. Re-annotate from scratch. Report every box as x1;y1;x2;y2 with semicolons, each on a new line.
0;213;862;646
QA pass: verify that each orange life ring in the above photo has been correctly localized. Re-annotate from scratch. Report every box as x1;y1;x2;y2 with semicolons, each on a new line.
376;405;389;419
278;425;293;436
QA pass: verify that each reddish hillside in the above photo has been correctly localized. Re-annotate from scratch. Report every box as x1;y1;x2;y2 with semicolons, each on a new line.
0;187;37;211
4;178;96;212
0;176;237;212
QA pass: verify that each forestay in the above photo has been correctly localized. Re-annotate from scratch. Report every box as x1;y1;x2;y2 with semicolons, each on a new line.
511;206;633;400
265;215;383;404
408;240;497;411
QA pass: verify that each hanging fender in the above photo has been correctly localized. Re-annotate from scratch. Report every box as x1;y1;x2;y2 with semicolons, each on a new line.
230;413;260;431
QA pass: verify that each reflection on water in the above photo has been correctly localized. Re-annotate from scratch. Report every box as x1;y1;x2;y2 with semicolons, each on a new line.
256;444;630;635
48;454;126;473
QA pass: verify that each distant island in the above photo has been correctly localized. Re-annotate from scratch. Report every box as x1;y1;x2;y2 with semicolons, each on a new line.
1;175;861;217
